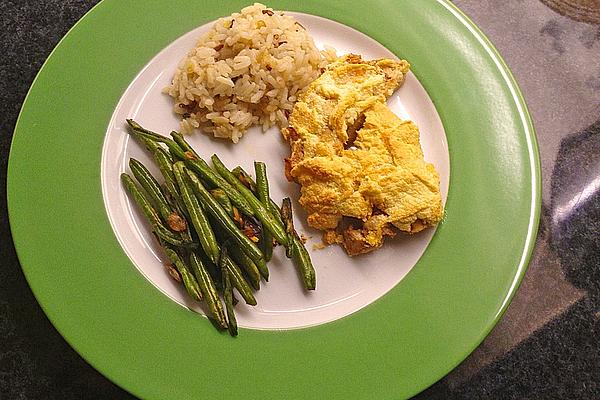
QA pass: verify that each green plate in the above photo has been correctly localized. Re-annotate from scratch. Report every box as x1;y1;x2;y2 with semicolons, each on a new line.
8;0;540;398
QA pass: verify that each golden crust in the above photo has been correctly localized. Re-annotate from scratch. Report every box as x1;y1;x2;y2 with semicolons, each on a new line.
284;54;443;255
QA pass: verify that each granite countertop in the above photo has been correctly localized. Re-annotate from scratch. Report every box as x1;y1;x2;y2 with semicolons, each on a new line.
1;1;599;398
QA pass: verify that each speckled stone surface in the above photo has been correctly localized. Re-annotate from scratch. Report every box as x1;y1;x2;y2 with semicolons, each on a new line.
1;1;599;398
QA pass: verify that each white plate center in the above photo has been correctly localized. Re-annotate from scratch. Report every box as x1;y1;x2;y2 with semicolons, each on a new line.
101;13;449;330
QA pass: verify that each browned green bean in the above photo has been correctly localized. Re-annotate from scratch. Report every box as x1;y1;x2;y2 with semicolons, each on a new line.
223;254;257;306
152;146;183;211
184;167;265;267
211;155;289;246
189;252;227;329
164;248;202;302
210;188;233;217
169;131;256;217
129;158;172;223
220;246;238;337
291;235;316;290
232;165;285;234
254;161;274;262
173;162;220;264
126;119;187;160
280;197;295;258
121;173;192;247
227;243;262;289
282;198;316;290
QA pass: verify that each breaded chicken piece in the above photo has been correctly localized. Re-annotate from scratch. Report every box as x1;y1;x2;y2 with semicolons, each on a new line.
283;54;443;255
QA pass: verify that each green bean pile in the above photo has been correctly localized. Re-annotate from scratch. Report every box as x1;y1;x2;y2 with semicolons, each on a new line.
120;120;316;336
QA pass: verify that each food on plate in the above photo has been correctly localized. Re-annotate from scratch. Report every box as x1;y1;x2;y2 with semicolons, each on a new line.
164;3;335;142
122;120;316;335
282;54;444;256
229;165;315;289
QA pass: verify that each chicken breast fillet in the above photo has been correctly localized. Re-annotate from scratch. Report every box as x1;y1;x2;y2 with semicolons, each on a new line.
282;54;443;256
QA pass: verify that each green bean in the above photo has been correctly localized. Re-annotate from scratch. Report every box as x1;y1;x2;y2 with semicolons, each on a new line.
223;212;269;281
163;137;187;161
210;189;233;217
291;236;316;290
227;243;262;288
191;223;257;306
233;166;286;229
130;158;189;236
282;198;316;290
184;167;265;267
211;190;268;280
209;217;261;289
172;162;220;264
210;188;267;279
168;130;255;216
129;158;172;223
154;222;193;247
185;157;255;217
232;166;256;192
223;253;257;306
171;131;200;159
147;148;195;243
280;197;295;258
122;120;320;334
189;252;227;329
152;147;182;207
126;119;187;160
252;253;269;282
211;155;289;246
196;251;223;292
120;173;192;247
127;127;160;152
135;133;165;156
163;248;202;302
254;161;273;262
214;189;270;279
220;247;238;337
126;119;168;141
121;173;160;222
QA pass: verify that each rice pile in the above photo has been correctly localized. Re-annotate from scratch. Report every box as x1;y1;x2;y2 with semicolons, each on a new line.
164;3;335;143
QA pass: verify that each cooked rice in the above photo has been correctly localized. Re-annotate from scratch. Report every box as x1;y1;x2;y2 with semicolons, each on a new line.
164;3;336;143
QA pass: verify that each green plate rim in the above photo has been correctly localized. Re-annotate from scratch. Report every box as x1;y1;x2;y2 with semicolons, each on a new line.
7;0;541;399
